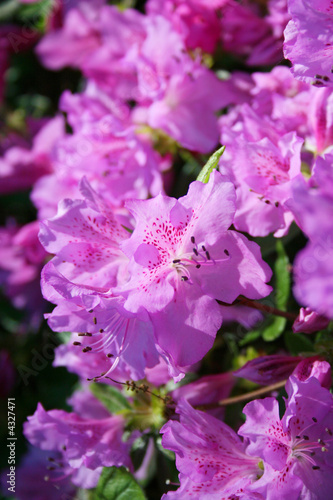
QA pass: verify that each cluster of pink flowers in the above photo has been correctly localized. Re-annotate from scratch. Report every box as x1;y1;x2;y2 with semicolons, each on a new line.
1;0;333;499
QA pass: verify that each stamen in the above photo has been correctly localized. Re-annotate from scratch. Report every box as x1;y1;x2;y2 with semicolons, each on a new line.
303;435;309;440
99;329;104;333
205;251;210;260
191;236;195;244
173;259;181;263
107;353;114;358
73;342;81;346
196;264;201;269
326;428;332;436
181;276;189;281
202;245;206;252
224;249;229;256
82;346;92;352
312;466;320;470
193;248;199;256
93;317;97;325
312;417;318;423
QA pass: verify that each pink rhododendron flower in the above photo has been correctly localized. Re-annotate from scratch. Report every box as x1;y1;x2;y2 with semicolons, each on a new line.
161;398;261;499
1;447;76;500
0;116;64;195
290;358;332;390
32;83;168;220
292;307;330;334
116;170;271;370
284;0;333;88
0;221;48;329
240;375;333;499
24;403;133;488
171;371;235;418
146;0;227;53
219;105;303;236
220;0;284;66
234;354;304;386
287;155;333;318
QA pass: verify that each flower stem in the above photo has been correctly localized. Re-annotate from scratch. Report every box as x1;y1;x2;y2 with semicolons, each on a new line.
196;379;287;409
219;296;297;321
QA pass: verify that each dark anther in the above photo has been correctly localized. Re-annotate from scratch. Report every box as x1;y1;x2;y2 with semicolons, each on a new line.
303;435;309;440
224;249;229;256
205;251;210;260
82;346;92;352
312;417;318;423
86;332;92;336
326;428;333;436
93;317;97;325
107;353;114;358
265;200;271;204
196;264;201;269
295;435;301;439
73;341;81;346
78;333;85;336
88;309;93;313
312;466;320;470
181;276;189;281
311;452;316;456
275;201;279;207
99;328;104;333
202;245;206;251
48;457;55;462
191;236;195;244
173;259;181;263
315;74;323;79
323;76;330;82
313;80;324;86
318;439;325;446
193;248;199;256
47;466;55;471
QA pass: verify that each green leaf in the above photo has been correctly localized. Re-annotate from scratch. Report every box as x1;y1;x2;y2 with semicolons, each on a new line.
90;383;131;414
196;146;225;183
91;467;147;500
284;331;314;356
0;0;19;21
274;240;290;310
262;316;286;342
262;240;290;342
239;329;261;346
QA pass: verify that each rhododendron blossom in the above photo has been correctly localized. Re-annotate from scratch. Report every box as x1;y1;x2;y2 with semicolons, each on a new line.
240;375;333;499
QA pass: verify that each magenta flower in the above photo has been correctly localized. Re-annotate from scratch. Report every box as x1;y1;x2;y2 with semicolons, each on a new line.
115;170;271;370
287;155;333;318
161;398;261;499
0;116;64;195
219;105;303;237
239;376;333;499
234;354;304;386
284;0;333;88
0;221;48;330
118;170;271;313
24;403;132;488
292;307;330;334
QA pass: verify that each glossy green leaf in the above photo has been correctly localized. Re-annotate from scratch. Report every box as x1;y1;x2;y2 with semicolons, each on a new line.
262;240;290;341
90;383;131;414
91;467;147;500
196;145;225;183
